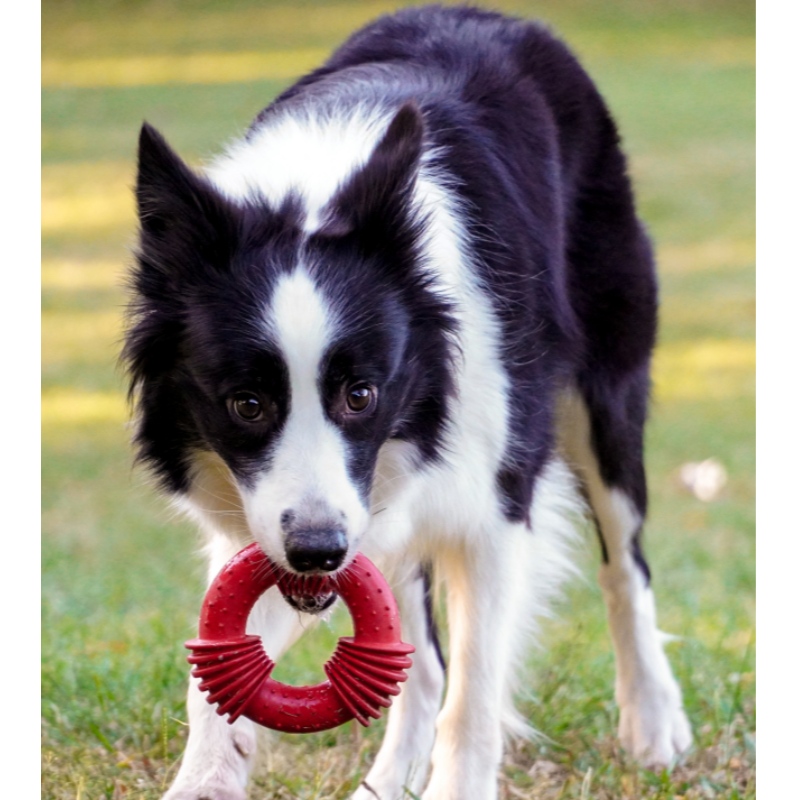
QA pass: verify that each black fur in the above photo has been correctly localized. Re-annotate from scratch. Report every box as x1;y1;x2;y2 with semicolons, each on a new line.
125;5;656;569
263;6;657;526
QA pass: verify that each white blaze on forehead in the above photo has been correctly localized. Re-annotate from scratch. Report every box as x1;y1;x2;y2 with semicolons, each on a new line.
240;267;369;567
267;267;339;477
268;267;333;394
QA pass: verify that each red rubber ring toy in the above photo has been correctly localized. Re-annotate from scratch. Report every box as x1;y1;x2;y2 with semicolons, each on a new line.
185;543;415;733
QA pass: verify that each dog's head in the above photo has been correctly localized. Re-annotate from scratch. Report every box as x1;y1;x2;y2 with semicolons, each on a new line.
124;105;455;585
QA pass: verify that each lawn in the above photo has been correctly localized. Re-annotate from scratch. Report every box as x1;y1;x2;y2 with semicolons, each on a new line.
41;1;755;798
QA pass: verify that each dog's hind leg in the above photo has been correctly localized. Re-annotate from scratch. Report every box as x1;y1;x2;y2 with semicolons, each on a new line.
163;534;310;800
557;382;692;766
352;564;446;800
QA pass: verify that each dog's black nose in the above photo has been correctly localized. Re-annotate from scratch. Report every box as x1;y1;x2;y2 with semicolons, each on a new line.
284;528;348;573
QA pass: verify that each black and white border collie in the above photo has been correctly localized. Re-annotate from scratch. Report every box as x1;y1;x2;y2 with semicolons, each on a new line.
125;6;691;799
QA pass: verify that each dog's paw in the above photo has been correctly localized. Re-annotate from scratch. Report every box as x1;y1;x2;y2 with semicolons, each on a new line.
162;784;246;800
618;689;692;767
162;764;248;800
162;728;253;800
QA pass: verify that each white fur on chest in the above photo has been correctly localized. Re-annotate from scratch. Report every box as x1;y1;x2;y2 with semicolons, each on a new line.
366;171;514;556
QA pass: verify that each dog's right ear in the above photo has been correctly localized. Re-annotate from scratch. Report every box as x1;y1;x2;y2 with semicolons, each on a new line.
137;122;194;235
136;122;234;266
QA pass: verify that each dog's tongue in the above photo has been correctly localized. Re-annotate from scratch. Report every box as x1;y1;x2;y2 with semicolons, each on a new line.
277;571;338;615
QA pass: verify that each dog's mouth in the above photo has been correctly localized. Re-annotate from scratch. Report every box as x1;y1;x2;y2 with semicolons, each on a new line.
276;571;339;616
283;590;338;614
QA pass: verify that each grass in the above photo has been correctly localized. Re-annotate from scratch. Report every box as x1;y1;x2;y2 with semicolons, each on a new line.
41;1;754;797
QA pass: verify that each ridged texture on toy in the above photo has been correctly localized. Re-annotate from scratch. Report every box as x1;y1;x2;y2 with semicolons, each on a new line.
185;634;275;722
324;637;415;725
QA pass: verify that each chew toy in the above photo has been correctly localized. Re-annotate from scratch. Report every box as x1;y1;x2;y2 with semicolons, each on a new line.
185;543;414;733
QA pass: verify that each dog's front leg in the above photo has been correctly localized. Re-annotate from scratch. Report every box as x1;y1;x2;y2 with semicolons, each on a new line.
163;672;256;800
163;536;309;800
352;567;446;800
422;534;526;800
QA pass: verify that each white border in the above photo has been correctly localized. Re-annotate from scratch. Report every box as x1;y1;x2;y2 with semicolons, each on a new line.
10;0;41;775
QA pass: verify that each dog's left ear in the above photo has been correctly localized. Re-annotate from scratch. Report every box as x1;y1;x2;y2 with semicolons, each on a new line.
318;102;424;243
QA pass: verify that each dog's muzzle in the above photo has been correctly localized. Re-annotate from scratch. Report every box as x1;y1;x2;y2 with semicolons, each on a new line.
279;513;348;613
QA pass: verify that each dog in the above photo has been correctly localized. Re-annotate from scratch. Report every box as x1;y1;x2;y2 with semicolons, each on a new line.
124;6;692;799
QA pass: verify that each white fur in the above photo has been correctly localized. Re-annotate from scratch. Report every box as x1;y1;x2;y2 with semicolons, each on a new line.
351;457;582;800
207;107;393;231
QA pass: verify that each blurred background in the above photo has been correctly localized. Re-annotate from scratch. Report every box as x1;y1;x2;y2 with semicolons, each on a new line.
42;1;754;798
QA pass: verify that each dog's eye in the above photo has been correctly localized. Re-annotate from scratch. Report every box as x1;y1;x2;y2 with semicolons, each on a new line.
229;392;264;423
346;384;375;414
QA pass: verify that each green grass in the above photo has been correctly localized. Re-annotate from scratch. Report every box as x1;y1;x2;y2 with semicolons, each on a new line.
42;1;754;797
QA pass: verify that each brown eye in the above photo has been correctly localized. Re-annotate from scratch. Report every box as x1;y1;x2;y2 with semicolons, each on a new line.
229;392;264;422
346;384;375;414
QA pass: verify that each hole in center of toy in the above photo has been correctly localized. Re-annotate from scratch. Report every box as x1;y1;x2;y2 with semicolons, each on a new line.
270;602;354;685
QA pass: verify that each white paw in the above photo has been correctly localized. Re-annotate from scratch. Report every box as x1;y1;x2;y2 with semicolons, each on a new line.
618;689;692;767
162;728;254;800
163;782;246;800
